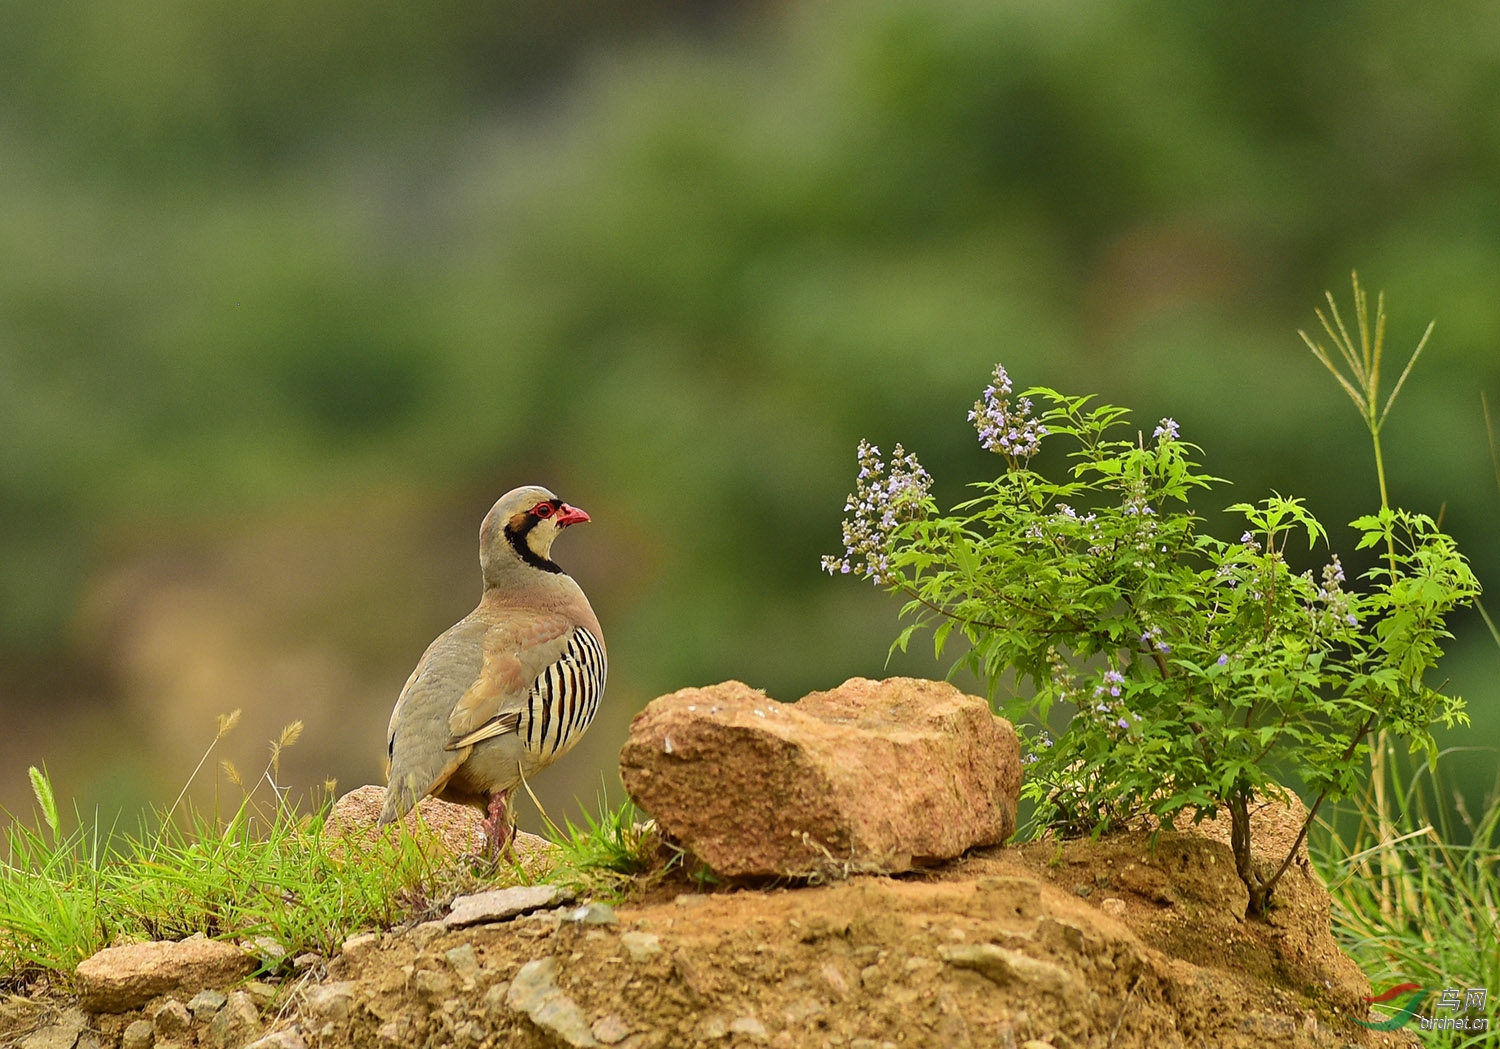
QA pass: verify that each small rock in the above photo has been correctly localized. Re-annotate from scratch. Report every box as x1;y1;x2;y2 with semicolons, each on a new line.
244;1030;308;1049
506;957;599;1047
206;991;260;1048
75;939;254;1013
482;982;511;1016
619;678;1020;878
446;884;576;927
122;1020;154;1049
244;936;288;970
819;962;850;998
783;997;825;1025
20;1027;80;1049
375;1020;404;1044
619;932;662;962
1100;897;1126;917
567;902;618;925
939;944;1077;998
444;943;481;980
730;1016;769;1042
242;981;278;1008
153;1000;191;1038
292;953;323;972
413;968;455;1002
339;932;381;964
188;989;229;1021
592;1013;633;1044
699;1015;728;1039
303;982;358;1023
408;921;448;945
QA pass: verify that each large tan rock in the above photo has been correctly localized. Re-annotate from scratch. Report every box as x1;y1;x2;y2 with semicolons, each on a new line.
619;677;1020;878
75;937;255;1013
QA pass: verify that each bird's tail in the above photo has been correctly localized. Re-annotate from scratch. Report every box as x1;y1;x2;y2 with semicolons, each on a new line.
377;776;421;827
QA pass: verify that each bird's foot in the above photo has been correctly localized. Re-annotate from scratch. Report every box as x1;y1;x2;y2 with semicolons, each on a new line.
480;791;516;862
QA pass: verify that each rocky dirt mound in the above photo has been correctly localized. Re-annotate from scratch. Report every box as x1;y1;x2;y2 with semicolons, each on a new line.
1;679;1419;1048
4;811;1415;1049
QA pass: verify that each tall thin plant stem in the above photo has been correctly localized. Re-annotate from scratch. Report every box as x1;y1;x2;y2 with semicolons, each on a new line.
1300;272;1434;920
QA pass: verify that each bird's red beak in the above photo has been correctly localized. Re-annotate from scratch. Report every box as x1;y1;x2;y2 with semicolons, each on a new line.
554;503;590;527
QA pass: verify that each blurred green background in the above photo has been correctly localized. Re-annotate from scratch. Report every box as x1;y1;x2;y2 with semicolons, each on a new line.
2;0;1497;833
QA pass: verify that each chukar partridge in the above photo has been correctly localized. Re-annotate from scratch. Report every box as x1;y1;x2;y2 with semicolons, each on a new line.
380;485;606;851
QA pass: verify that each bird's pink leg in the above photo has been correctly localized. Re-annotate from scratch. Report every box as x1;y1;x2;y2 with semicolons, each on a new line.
481;790;515;858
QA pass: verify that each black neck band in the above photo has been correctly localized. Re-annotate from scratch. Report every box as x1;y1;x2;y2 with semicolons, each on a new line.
505;516;564;574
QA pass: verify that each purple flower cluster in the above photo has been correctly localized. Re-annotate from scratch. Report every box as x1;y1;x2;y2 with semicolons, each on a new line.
1093;669;1124;700
1139;626;1170;655
821;439;932;585
1023;729;1055;766
1310;554;1359;628
1091;669;1134;731
1152;418;1180;443
969;364;1047;461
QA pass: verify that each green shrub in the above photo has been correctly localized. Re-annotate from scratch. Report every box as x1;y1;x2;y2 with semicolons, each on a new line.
825;279;1480;916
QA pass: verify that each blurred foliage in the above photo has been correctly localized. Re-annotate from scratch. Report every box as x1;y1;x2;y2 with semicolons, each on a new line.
1;0;1498;813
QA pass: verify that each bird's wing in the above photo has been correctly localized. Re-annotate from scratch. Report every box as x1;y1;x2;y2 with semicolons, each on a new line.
379;616;490;825
444;612;574;749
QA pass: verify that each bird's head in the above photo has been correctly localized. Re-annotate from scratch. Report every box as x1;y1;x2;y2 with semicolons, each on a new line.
480;484;591;585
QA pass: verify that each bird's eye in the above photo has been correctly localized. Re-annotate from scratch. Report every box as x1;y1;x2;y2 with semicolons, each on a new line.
532;502;555;518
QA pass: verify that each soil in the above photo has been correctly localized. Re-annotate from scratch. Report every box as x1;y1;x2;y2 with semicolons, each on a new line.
0;803;1418;1049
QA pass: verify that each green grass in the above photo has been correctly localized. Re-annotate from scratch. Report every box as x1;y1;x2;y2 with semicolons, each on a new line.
0;718;658;994
1314;740;1499;1047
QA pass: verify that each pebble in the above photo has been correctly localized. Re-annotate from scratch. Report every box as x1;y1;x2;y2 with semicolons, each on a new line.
567;902;618;925
242;981;278;1007
339;932;381;964
153;1000;192;1037
291;953;323;972
302;981;358;1022
187;989;228;1021
244;937;288;969
446;884;576;928
506;957;599;1047
412;969;456;1002
939;944;1076;997
591;1012;633;1044
444;944;481;980
482;982;511;1016
121;1020;154;1049
243;1030;309;1049
618;932;662;962
730;1016;770;1042
206;991;260;1047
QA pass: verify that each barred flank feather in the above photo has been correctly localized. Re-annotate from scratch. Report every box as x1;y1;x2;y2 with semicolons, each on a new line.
524;626;607;759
